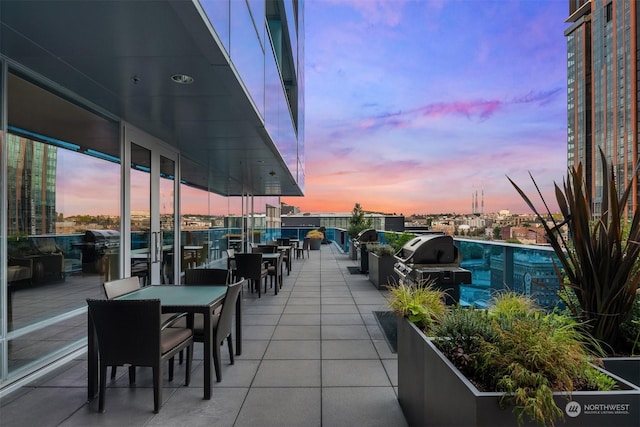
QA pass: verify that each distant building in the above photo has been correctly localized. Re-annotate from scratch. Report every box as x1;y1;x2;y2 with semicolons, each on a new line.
566;0;639;213
282;212;404;232
7;134;58;236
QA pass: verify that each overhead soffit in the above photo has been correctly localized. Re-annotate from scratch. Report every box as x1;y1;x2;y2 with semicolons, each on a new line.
0;0;302;197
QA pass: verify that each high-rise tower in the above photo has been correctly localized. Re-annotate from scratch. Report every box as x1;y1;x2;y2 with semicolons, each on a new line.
566;0;639;213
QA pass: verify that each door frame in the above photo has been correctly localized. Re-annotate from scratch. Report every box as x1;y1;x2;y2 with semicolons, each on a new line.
121;123;180;285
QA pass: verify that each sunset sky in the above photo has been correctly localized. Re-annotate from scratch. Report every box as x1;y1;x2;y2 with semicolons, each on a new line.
282;0;569;215
54;0;570;217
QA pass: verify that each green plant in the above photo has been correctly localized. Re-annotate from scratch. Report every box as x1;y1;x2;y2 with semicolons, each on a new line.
433;293;616;427
347;203;373;238
383;231;415;252
508;148;640;355
367;243;396;257
387;281;446;332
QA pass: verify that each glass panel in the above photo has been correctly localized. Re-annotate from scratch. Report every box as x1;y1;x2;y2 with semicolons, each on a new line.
200;0;230;54
130;143;151;286
5;72;120;376
230;0;265;116
8;314;84;374
159;155;175;283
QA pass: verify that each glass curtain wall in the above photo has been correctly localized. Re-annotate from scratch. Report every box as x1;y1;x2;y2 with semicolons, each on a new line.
2;71;121;384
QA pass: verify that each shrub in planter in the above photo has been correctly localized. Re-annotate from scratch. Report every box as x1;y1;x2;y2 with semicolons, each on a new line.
306;230;324;250
388;286;637;427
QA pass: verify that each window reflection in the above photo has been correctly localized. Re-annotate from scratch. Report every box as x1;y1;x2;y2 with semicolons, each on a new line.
6;73;120;374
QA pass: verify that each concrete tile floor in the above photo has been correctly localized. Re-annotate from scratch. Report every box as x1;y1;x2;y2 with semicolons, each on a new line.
0;244;407;427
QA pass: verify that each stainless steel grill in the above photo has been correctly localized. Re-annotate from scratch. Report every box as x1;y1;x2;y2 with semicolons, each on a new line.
78;229;120;273
393;233;471;304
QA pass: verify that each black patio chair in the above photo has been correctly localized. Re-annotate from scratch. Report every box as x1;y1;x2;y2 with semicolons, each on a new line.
234;253;268;298
86;298;193;413
190;279;243;382
184;268;230;285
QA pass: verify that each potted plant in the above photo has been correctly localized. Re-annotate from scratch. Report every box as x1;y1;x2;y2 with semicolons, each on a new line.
389;283;640;427
347;203;373;259
306;229;324;250
384;231;416;253
509;148;640;383
367;243;398;289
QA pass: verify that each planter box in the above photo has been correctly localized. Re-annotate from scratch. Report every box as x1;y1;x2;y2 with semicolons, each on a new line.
397;317;640;427
368;252;398;289
603;357;640;387
309;238;322;250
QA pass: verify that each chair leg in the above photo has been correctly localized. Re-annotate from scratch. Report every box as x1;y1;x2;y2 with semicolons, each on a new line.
110;365;117;379
213;339;222;383
185;344;193;386
152;365;162;414
128;366;136;384
168;356;174;381
227;335;234;365
99;364;108;413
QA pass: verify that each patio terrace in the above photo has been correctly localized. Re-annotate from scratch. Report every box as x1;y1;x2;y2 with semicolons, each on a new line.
0;243;408;426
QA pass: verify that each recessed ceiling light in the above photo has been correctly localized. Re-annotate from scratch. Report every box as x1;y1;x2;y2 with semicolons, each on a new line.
171;74;194;84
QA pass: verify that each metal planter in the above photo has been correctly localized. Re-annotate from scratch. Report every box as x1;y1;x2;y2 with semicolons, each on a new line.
397;317;640;427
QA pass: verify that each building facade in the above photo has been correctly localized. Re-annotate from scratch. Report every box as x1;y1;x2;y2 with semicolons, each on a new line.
566;0;639;212
0;0;304;395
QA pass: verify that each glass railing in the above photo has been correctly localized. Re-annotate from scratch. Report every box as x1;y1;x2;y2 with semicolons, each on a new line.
34;228;563;311
311;228;562;310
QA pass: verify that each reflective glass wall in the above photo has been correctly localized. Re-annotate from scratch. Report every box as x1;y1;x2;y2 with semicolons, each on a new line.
199;0;305;192
3;71;121;381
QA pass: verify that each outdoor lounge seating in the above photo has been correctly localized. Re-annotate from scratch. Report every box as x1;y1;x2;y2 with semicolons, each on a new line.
86;298;193;413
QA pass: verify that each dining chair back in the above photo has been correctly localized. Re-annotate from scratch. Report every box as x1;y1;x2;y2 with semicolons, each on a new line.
103;276;140;299
267;252;284;294
184;268;229;285
276;238;291;246
86;298;193;413
102;276;142;381
296;237;311;259
212;279;243;382
234;253;268;298
253;245;277;253
226;249;236;280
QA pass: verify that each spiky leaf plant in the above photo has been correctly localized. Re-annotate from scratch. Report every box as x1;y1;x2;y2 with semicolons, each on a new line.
508;148;640;355
386;281;446;333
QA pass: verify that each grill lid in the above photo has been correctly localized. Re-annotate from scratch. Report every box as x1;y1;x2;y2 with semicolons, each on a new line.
354;229;378;243
394;234;459;265
84;229;120;247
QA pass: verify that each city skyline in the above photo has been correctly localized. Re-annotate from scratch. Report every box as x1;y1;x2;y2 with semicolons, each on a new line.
283;0;569;215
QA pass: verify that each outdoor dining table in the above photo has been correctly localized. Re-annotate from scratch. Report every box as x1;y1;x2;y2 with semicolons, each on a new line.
87;284;241;401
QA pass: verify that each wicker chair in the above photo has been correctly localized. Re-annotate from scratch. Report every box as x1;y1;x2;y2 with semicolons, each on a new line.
102;277;141;380
190;279;243;382
234;253;268;298
86;298;193;413
184;268;230;285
